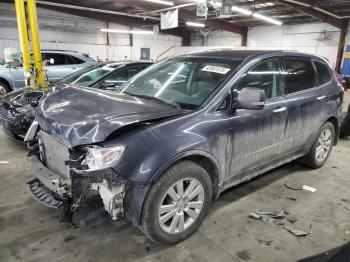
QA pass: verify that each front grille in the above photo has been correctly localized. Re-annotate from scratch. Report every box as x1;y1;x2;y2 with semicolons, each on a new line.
38;131;70;179
0;103;14;122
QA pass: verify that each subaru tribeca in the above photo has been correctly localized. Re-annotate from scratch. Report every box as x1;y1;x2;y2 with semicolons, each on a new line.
25;50;343;244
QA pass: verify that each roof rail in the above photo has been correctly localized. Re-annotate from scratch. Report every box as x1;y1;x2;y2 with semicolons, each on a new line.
41;49;79;53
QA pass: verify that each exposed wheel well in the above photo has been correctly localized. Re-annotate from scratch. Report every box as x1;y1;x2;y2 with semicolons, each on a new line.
182;155;220;200
326;116;339;145
0;78;12;92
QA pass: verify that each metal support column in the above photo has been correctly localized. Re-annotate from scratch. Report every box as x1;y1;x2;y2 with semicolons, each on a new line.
15;0;32;86
27;0;47;89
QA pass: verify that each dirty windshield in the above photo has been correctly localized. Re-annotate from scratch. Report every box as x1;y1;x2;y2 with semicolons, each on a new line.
121;58;242;110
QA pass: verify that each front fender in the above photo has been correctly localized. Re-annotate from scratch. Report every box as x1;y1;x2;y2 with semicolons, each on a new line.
149;149;221;183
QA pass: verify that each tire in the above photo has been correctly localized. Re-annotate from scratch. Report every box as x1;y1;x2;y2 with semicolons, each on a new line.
141;160;213;244
300;122;335;169
0;80;11;98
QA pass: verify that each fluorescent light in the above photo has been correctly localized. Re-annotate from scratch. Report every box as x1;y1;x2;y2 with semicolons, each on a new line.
231;6;253;15
101;29;154;35
253;13;282;25
130;30;154;35
143;0;174;6
186;21;205;28
101;29;129;34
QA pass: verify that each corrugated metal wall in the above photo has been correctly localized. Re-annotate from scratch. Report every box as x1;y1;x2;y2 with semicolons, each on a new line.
247;23;342;68
0;2;181;61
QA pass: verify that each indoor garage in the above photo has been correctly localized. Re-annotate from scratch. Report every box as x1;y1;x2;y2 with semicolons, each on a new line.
0;0;350;261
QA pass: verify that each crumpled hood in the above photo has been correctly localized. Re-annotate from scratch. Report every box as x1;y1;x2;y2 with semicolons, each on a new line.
35;86;183;148
3;87;45;108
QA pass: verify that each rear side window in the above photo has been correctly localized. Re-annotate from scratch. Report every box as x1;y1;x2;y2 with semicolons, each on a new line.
67;55;84;64
284;58;316;94
314;61;331;85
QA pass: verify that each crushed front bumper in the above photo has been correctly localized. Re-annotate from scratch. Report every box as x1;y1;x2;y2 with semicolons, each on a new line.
28;155;126;220
27;179;64;209
28;155;71;198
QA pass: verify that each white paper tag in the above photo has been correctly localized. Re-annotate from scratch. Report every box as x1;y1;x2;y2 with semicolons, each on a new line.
302;185;317;192
201;65;231;75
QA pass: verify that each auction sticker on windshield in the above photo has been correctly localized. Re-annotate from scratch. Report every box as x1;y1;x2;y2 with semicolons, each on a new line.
201;65;231;75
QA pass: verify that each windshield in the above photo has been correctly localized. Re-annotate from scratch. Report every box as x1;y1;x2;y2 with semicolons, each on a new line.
120;58;242;110
57;64;119;87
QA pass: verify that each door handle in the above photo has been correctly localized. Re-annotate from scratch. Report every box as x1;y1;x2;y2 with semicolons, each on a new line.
317;95;326;101
273;107;287;113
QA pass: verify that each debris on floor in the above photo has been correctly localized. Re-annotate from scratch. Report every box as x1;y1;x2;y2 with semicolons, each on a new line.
256;238;273;246
285;181;303;190
283;224;311;237
302;185;317;193
286;197;297;201
285;181;317;193
249;208;309;237
249;209;285;226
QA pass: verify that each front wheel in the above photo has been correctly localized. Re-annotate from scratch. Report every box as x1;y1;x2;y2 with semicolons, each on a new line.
300;122;335;169
141;161;213;244
0;80;10;99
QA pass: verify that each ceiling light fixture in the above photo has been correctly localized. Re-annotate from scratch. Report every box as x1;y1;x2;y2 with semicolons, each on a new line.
143;0;174;6
253;13;283;25
186;21;205;28
231;6;253;15
231;5;283;25
101;29;154;34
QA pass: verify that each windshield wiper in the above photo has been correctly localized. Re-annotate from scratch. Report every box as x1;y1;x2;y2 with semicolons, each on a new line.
124;92;181;109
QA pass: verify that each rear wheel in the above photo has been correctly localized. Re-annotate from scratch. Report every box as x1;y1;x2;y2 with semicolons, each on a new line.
300;122;335;169
141;160;212;244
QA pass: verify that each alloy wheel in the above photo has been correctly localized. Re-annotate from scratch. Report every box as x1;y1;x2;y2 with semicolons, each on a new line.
158;178;204;234
315;128;332;162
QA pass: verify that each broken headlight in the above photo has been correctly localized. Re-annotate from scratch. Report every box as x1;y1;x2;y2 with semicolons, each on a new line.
82;145;125;171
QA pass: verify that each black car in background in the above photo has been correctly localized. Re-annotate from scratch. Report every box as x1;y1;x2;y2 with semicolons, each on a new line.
25;50;343;244
0;61;152;140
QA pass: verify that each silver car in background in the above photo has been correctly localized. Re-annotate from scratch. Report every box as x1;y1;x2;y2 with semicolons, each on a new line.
0;49;96;95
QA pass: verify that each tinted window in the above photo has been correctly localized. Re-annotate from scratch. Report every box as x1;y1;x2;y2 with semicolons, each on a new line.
121;58;242;110
44;53;67;65
284;58;316;94
67;55;84;64
104;65;149;86
314;61;331;85
234;58;283;99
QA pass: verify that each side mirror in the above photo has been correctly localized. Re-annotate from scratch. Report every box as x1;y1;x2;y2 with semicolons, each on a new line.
236;87;266;110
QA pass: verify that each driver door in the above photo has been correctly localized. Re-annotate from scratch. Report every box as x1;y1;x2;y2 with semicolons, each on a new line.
226;57;288;183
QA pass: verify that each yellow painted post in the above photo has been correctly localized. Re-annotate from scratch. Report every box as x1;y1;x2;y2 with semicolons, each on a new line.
27;0;47;89
15;0;32;86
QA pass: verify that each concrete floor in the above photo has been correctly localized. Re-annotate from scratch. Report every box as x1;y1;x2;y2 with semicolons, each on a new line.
1;93;350;262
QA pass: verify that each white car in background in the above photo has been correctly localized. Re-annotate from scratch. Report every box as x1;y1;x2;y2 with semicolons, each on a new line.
0;49;96;95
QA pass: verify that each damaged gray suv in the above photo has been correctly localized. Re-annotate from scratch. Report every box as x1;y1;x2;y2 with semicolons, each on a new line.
26;50;343;244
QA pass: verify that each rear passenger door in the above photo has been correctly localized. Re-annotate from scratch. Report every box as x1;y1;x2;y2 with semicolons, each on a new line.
282;57;326;153
43;53;79;82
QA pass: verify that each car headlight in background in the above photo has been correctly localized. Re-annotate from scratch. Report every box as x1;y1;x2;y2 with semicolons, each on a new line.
82;145;125;171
